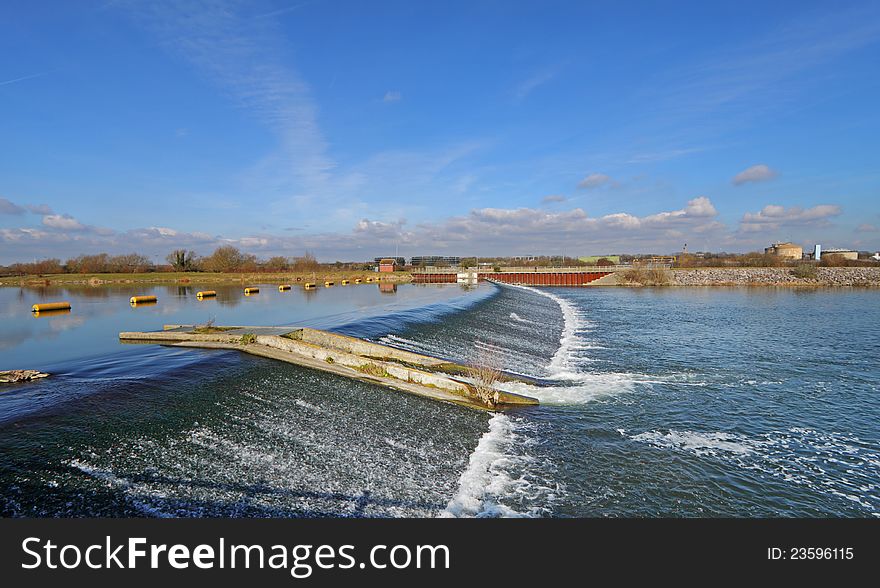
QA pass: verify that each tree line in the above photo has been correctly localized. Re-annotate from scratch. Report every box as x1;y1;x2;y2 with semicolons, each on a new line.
1;247;334;276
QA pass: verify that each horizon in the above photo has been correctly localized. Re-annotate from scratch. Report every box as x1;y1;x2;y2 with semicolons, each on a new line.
2;0;880;264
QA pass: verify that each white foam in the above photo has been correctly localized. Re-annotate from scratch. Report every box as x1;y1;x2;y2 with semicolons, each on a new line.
503;284;589;377
441;414;556;518
628;428;880;514
630;430;754;456
68;459;171;518
509;312;535;324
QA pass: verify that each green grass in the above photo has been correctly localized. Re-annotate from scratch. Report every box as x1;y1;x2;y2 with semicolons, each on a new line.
191;326;236;334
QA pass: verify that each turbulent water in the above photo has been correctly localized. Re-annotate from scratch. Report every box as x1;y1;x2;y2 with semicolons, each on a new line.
1;283;879;517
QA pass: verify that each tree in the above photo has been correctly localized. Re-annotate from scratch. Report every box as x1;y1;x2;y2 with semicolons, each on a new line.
264;256;290;271
292;251;320;272
108;253;152;273
203;246;253;273
167;249;197;271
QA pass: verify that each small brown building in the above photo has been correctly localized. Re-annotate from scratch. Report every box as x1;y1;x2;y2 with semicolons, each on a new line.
378;258;396;273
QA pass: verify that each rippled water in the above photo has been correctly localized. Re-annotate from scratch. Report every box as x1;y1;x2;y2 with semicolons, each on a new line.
1;282;878;517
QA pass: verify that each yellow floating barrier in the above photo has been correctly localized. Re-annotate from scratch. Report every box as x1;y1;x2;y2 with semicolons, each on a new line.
31;302;71;313
365;277;373;283
244;287;260;295
278;284;291;291
196;290;216;299
354;278;362;284
32;308;71;318
129;295;157;305
324;281;334;287
341;279;349;285
304;282;317;289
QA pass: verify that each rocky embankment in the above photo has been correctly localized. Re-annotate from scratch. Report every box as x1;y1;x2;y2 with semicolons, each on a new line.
671;267;880;287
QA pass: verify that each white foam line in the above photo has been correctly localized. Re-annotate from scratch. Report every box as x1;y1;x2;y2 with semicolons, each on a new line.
68;459;171;518
502;284;587;378
441;414;532;518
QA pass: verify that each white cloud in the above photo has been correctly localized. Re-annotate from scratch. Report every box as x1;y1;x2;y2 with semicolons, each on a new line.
856;223;878;233
739;203;841;232
577;173;612;190
383;90;402;103
541;194;567;204
42;214;85;230
733;164;777;185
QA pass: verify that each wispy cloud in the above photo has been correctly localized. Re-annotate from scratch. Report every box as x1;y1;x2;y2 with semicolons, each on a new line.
513;67;559;101
541;194;567;204
251;1;314;20
122;1;334;200
733;164;777;185
577;173;612;190
383;90;402;103
0;197;26;215
651;6;880;123
0;72;48;87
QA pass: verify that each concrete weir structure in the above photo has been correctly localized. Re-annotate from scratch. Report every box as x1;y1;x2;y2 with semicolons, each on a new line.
119;326;539;411
412;266;622;286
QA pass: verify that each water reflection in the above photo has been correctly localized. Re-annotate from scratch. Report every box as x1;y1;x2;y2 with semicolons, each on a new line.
32;308;73;318
0;282;485;378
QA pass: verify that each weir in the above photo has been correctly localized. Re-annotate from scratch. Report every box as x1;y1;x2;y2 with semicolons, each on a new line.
412;266;621;286
119;325;539;411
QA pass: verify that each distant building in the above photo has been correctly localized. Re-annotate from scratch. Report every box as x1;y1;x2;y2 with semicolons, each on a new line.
765;242;803;260
579;255;621;265
377;258;397;272
374;257;405;267
872;252;880;262
822;248;859;261
410;256;461;267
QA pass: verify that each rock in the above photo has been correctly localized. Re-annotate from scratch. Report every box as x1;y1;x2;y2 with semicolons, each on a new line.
0;370;50;384
670;267;880;287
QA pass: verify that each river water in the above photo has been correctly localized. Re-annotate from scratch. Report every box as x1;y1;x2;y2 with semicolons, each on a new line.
1;282;878;517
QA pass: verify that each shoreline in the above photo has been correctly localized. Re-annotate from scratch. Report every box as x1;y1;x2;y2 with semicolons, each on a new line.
0;270;415;287
2;266;878;289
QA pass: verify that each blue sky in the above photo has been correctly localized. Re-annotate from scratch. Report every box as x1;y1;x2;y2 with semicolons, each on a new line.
1;0;879;263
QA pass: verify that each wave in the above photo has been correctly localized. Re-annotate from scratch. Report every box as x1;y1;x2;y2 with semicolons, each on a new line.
441;413;559;518
627;427;880;515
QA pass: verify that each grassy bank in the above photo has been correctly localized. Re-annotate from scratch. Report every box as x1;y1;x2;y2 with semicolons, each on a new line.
0;270;414;287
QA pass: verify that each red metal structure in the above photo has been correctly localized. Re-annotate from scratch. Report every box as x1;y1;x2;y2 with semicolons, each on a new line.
412;270;613;286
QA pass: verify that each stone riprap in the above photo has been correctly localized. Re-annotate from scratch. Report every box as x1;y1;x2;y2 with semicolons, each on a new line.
671;267;880;287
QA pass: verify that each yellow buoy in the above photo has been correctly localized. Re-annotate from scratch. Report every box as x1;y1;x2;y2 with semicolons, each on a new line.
129;295;157;305
365;277;373;283
304;282;316;289
32;308;71;318
354;278;362;284
324;281;334;287
31;302;71;313
196;290;216;299
244;287;259;295
341;279;349;285
278;284;291;291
